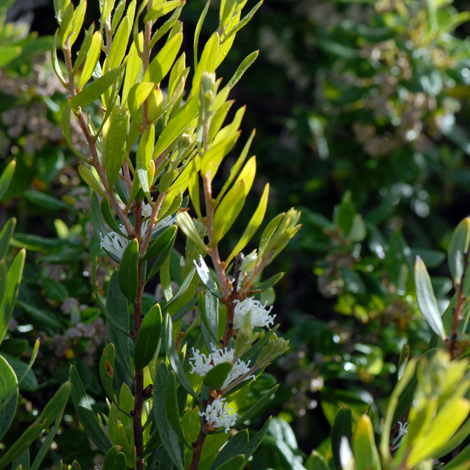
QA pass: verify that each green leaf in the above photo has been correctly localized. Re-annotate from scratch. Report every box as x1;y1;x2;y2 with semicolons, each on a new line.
331;408;352;470
99;344;116;401
0;249;25;344
105;109;130;191
70;365;112;453
144;0;181;22
1;353;38;392
42;277;68;303
353;415;380;470
23;190;76;212
192;31;219;95
0;355;18;441
118;239;139;303
448;217;470;286
61;98;87;160
164;371;191;448
77;31;102;90
441;441;470;470
0;218;15;261
136;125;155;198
414;256;446;340
134;303;162;372
213;455;245;470
143;32;183;85
30;415;62;470
194;0;211;69
193;256;221;298
11;449;29;470
153;94;198;158
204;362;233;390
213;179;247;244
91;192;109;243
224;1;263;42
335;192;355;238
165;314;199;400
227;183;269;264
106;271;133;377
201;132;240;182
236;385;278;425
0;261;6;307
78;163;106;197
0;46;22;68
255;273;284;292
153;363;185;470
0;159;15;202
0;381;70;470
102;446;127;470
305;451;330;470
128;82;155;124
143;225;177;261
227;51;258;89
69;0;87;46
176;212;208;252
145;228;178;281
109;16;130;69
101;197;124;235
199;291;219;348
73;64;125;108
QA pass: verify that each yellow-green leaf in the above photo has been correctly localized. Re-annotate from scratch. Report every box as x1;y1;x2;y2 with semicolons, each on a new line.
109;16;130;69
78;163;106;198
78;31;102;90
105;109;129;190
192;31;219;95
353;415;380;470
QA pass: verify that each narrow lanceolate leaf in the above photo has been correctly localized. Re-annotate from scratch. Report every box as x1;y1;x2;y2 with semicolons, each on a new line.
192;31;219;95
212;179;247;244
448;217;470;286
61;98;87;160
144;0;181;23
154;363;185;470
415;256;446;340
70;366;112;453
331;408;352;470
213;455;245;470
0;217;15;261
0;355;18;441
165;315;199;400
193;0;211;69
118;239;139;303
0;381;70;470
164;371;191;448
77;31;102;90
134;304;162;372
227;183;269;264
105;109;129;191
99;344;116;401
143;32;183;85
0;159;15;202
136;125;155;198
73;64;125;108
236;385;278;425
228;51;259;89
78;163;106;197
0;249;25;344
108;16;130;69
176;212;208;252
106;271;133;377
353;415;380;470
30;415;62;470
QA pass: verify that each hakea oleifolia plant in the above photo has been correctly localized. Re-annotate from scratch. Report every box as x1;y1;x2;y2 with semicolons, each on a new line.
51;0;299;469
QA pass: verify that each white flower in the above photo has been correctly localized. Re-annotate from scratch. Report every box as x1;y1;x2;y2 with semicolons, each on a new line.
233;297;275;329
391;421;409;451
189;346;254;390
200;396;237;433
100;231;130;261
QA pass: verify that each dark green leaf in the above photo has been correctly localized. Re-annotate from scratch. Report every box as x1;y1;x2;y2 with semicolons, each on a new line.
24;190;76;212
105;109;129;191
0;355;17;441
134;303;162;372
142;226;177;261
0;160;15;202
448;217;470;285
0;381;70;470
102;446;127;470
0;249;25;344
165;314;199;400
99;344;116;401
331;408;352;470
153;363;185;470
213;455;245;470
30;416;62;470
204;363;233;391
106;271;133;377
70;365;112;453
118;239;139;303
236;385;278;425
0;218;15;261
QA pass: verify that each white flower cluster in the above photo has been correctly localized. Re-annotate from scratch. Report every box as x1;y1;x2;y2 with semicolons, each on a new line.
233;297;275;329
200;396;237;433
100;203;176;261
189;346;254;390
